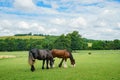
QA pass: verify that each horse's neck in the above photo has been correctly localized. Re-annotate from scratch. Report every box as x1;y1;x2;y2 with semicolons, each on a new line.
69;52;74;61
70;57;74;62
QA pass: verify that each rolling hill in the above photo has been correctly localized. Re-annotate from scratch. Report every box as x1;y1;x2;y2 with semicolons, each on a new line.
0;36;45;40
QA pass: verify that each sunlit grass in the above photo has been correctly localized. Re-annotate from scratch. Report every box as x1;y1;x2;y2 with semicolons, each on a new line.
0;50;120;80
0;36;45;39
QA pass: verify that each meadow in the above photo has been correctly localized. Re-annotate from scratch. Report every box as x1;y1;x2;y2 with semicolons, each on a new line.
0;36;45;39
0;50;120;80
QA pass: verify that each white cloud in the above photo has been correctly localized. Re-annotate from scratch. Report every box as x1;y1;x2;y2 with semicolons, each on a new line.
51;2;59;9
103;9;111;14
1;29;14;36
14;0;37;11
70;17;87;28
51;18;66;25
117;23;120;28
0;0;120;40
3;29;10;33
18;21;29;29
31;23;39;27
99;22;107;27
77;0;104;4
13;0;59;15
38;26;45;32
0;27;3;30
0;20;12;28
101;28;113;33
105;29;113;33
48;28;58;34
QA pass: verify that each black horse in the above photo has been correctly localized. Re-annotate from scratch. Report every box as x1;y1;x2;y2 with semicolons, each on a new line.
28;48;54;72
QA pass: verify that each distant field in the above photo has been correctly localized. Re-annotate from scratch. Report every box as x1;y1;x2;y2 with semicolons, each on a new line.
0;36;45;39
0;50;120;80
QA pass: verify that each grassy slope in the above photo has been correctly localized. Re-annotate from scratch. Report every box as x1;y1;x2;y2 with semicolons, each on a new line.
0;50;120;80
0;36;45;39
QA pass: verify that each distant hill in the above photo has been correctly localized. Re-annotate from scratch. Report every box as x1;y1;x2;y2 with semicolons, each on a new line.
0;36;45;40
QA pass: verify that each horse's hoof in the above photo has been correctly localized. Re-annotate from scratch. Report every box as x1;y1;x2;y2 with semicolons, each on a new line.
58;65;62;67
42;67;44;69
46;67;49;69
31;67;35;72
31;70;34;72
31;69;35;72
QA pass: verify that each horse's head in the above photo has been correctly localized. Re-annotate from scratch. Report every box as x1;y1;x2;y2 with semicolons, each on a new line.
71;59;75;67
68;51;76;67
48;51;55;68
50;58;55;68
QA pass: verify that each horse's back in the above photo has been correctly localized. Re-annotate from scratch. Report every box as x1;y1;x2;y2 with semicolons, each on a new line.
29;49;51;60
38;50;53;59
51;49;70;58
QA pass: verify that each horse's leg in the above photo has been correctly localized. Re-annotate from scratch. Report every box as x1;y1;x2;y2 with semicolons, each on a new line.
49;59;52;68
42;59;45;69
63;58;68;68
46;59;49;69
52;59;55;68
59;58;64;67
31;60;35;72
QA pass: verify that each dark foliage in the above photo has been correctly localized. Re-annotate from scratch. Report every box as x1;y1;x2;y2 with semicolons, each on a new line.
0;31;120;51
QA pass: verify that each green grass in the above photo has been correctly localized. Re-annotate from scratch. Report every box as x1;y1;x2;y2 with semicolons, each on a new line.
0;50;120;80
0;36;45;39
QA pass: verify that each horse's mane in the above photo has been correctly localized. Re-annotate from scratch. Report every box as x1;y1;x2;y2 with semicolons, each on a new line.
29;48;39;59
67;51;74;61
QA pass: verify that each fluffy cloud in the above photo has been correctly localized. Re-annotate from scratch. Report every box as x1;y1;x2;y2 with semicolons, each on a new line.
0;0;120;40
117;23;120;28
48;28;58;34
51;18;66;25
70;17;87;28
18;21;30;29
14;0;37;11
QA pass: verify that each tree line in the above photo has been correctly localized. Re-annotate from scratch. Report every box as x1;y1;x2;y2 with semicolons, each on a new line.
14;32;49;36
0;31;120;51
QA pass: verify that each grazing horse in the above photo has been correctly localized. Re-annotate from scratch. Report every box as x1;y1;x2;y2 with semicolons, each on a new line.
28;48;54;72
51;49;75;68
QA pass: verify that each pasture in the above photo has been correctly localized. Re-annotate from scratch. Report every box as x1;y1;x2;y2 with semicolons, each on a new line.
0;50;120;80
0;36;45;40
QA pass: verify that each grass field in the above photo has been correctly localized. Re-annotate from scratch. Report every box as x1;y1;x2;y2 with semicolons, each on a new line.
0;50;120;80
0;36;45;39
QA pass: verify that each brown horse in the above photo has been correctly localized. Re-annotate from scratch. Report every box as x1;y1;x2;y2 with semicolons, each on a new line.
51;49;75;68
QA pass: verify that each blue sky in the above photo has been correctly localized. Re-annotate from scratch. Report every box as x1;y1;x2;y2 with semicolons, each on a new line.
0;0;120;40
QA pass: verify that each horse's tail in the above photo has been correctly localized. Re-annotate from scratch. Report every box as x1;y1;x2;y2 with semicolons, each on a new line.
28;50;35;66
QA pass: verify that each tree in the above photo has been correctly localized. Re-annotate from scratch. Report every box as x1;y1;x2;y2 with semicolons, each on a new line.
4;38;17;51
0;40;7;51
67;31;83;51
92;40;107;50
113;39;120;50
53;34;71;51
